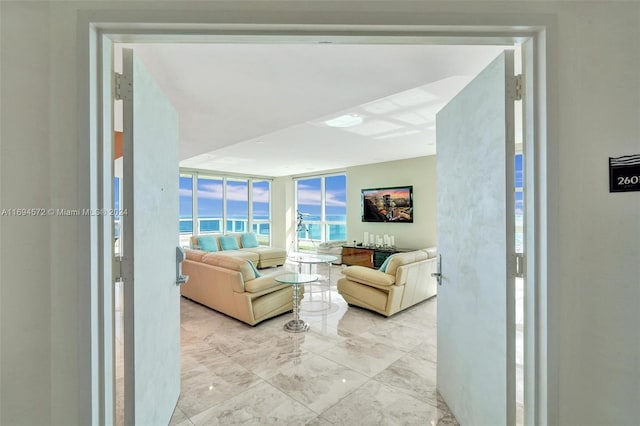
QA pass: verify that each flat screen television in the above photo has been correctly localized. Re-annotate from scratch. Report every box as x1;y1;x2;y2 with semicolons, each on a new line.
361;185;413;223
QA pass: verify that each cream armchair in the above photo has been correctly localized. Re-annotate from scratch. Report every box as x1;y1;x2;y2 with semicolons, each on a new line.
337;248;437;317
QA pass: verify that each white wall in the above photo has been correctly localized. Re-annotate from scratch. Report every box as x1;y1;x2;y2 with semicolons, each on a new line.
271;176;295;251
549;4;640;424
1;2;639;426
346;156;437;249
0;3;53;425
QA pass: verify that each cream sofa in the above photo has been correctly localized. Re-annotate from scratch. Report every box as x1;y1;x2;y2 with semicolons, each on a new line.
337;248;438;317
190;233;286;269
315;240;347;264
181;249;299;325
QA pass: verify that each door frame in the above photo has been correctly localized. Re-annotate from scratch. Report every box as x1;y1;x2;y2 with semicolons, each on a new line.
80;12;553;426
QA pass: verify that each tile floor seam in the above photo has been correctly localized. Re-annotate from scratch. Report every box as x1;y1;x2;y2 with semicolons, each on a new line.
145;264;460;425
312;376;380;420
185;379;318;425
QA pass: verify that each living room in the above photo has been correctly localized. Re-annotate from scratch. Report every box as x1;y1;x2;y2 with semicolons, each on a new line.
109;39;525;425
4;3;639;426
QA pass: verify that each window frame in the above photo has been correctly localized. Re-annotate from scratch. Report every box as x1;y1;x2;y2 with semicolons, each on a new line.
294;172;347;251
179;170;272;246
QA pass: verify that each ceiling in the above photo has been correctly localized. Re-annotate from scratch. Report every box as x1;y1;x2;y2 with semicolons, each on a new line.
127;43;506;177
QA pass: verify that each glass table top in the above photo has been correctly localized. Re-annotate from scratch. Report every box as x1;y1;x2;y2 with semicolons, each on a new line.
288;254;338;264
275;273;319;285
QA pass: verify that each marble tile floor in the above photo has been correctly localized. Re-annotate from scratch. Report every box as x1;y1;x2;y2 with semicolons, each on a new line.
116;262;524;425
169;263;458;425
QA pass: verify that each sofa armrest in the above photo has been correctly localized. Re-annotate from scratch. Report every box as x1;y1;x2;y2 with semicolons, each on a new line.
341;265;396;287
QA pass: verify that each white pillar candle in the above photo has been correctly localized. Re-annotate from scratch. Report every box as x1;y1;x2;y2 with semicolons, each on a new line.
369;234;374;245
391;236;395;246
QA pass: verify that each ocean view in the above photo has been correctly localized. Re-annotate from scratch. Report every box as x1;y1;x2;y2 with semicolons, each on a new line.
179;214;348;241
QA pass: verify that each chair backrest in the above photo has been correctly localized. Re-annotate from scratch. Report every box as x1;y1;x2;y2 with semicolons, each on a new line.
385;250;429;276
397;257;438;309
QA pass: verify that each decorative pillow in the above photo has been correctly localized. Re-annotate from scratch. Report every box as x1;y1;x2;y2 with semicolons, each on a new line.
219;235;240;251
197;235;218;252
246;260;262;278
378;254;395;272
241;232;259;248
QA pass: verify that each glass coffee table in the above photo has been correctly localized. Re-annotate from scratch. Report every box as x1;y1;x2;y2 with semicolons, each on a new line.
288;254;338;314
288;254;338;278
275;273;318;333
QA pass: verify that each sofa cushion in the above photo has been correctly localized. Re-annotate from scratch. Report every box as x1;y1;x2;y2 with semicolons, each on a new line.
240;246;286;260
241;232;259;248
219;235;240;250
342;265;396;287
244;275;283;293
339;279;388;311
201;253;256;282
197;235;219;252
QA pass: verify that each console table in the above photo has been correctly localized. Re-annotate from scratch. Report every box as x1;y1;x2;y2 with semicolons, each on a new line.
341;246;412;268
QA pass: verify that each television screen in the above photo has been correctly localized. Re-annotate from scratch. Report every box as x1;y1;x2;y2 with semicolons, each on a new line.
361;186;413;223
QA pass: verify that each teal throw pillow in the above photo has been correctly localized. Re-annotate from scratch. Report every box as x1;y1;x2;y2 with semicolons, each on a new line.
197;235;218;252
219;235;240;250
241;232;259;248
378;255;394;272
246;260;262;278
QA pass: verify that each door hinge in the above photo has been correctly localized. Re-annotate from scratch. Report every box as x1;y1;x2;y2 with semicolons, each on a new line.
114;73;132;101
510;74;524;102
113;256;123;282
515;253;525;278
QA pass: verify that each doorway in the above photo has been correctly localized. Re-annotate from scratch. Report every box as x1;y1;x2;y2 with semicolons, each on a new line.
88;22;545;426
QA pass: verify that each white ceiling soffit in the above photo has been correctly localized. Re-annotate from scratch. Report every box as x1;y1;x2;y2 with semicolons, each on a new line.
128;43;507;177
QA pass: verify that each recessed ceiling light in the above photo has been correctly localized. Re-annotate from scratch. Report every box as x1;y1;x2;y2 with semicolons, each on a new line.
344;120;402;136
325;114;363;128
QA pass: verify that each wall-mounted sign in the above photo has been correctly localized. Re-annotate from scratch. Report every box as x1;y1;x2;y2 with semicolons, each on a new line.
609;154;640;192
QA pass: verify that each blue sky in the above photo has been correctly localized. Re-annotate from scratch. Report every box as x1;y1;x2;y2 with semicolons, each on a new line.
179;175;347;219
179;177;271;218
296;175;346;218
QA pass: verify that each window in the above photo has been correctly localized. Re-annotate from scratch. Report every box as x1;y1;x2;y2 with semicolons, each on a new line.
515;153;523;253
178;175;193;246
226;178;249;233
179;171;272;245
295;173;347;251
114;176;121;240
296;177;321;247
114;176;123;256
325;174;347;241
252;180;271;245
197;176;223;234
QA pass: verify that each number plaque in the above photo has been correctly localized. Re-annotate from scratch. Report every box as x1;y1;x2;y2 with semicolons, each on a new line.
609;154;640;193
